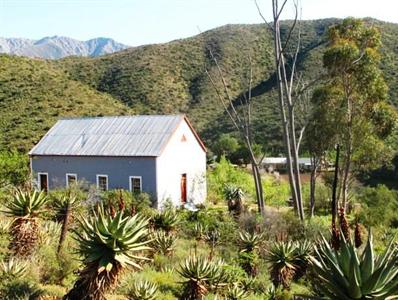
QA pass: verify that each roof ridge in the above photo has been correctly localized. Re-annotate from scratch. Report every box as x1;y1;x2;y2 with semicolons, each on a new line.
58;114;185;121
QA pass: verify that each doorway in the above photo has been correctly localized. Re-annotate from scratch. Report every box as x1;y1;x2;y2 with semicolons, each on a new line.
180;174;187;204
38;173;48;192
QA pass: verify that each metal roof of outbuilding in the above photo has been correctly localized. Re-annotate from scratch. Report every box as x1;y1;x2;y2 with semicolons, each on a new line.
29;115;197;157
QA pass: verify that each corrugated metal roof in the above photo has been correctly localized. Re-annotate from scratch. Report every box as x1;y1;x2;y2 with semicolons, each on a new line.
29;115;184;157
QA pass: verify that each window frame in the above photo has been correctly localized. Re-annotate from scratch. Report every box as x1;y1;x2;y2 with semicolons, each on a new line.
37;172;49;191
66;173;77;187
129;176;142;193
96;174;109;191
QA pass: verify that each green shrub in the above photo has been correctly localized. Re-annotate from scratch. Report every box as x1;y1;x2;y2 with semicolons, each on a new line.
0;151;29;188
357;185;398;227
0;278;43;300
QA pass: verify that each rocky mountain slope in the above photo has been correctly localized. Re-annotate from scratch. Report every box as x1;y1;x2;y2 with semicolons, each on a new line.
0;36;129;59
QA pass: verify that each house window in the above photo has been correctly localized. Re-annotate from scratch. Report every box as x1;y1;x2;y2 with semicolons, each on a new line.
38;172;48;192
129;176;142;193
96;175;108;191
66;173;77;187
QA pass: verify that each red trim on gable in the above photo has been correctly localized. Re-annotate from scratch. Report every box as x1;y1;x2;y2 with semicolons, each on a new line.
158;115;207;156
183;116;207;153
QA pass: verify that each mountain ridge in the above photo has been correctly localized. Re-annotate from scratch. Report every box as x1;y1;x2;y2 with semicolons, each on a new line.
0;36;129;59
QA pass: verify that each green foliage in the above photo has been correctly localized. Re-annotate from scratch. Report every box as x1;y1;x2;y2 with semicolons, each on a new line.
128;280;158;300
0;151;29;188
238;231;264;253
151;230;177;256
321;18;395;177
310;231;398;299
208;157;255;202
265;241;298;289
0;20;397;160
153;208;179;233
4;189;48;218
0;258;28;281
0;278;43;300
213;134;240;160
178;255;228;299
225;283;249;300
102;189;153;215
356;185;398;227
75;206;151;271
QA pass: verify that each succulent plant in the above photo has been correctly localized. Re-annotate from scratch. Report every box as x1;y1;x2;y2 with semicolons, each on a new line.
153;209;179;233
238;231;263;253
128;280;158;300
310;231;398;299
293;240;313;279
4;189;48;256
224;185;244;215
193;222;205;240
63;206;152;300
224;283;248;300
0;218;11;234
151;230;176;256
265;241;297;288
204;228;221;246
178;254;227;299
0;258;28;280
39;221;62;245
4;189;48;218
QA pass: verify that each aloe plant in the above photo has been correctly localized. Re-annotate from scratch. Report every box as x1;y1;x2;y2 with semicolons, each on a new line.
4;189;48;256
224;185;244;215
238;231;263;253
53;195;78;253
151;230;176;256
310;231;398;299
63;206;151;300
153;209;179;233
293;240;313;279
265;241;297;288
225;283;248;300
128;280;158;300
0;258;28;280
178;255;227;299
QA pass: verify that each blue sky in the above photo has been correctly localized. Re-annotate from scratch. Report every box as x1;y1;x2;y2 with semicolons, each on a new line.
1;0;397;46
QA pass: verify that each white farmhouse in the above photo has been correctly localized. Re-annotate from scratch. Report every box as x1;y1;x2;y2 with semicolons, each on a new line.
29;115;207;208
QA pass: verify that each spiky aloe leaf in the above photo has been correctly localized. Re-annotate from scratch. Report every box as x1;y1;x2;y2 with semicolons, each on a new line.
4;189;48;218
310;231;398;299
150;230;176;255
178;254;227;299
265;241;298;288
74;206;152;273
128;280;158;300
0;258;28;280
239;231;263;253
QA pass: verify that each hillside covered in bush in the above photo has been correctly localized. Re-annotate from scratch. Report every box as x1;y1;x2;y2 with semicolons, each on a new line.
0;18;397;153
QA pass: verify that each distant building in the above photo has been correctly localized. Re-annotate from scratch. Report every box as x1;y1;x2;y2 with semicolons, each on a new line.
262;157;313;172
29;115;207;208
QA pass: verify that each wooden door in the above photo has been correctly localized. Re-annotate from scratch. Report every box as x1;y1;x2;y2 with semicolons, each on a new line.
180;174;187;204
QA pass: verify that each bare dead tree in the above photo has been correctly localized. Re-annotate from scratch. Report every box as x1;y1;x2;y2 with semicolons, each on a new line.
204;49;266;216
255;0;306;220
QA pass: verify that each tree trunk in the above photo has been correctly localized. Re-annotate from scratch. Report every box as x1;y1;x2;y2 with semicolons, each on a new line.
58;200;71;254
272;6;304;221
309;157;318;218
250;158;265;216
331;144;340;226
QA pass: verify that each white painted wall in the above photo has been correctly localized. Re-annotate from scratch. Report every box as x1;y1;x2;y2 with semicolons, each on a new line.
156;119;206;208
